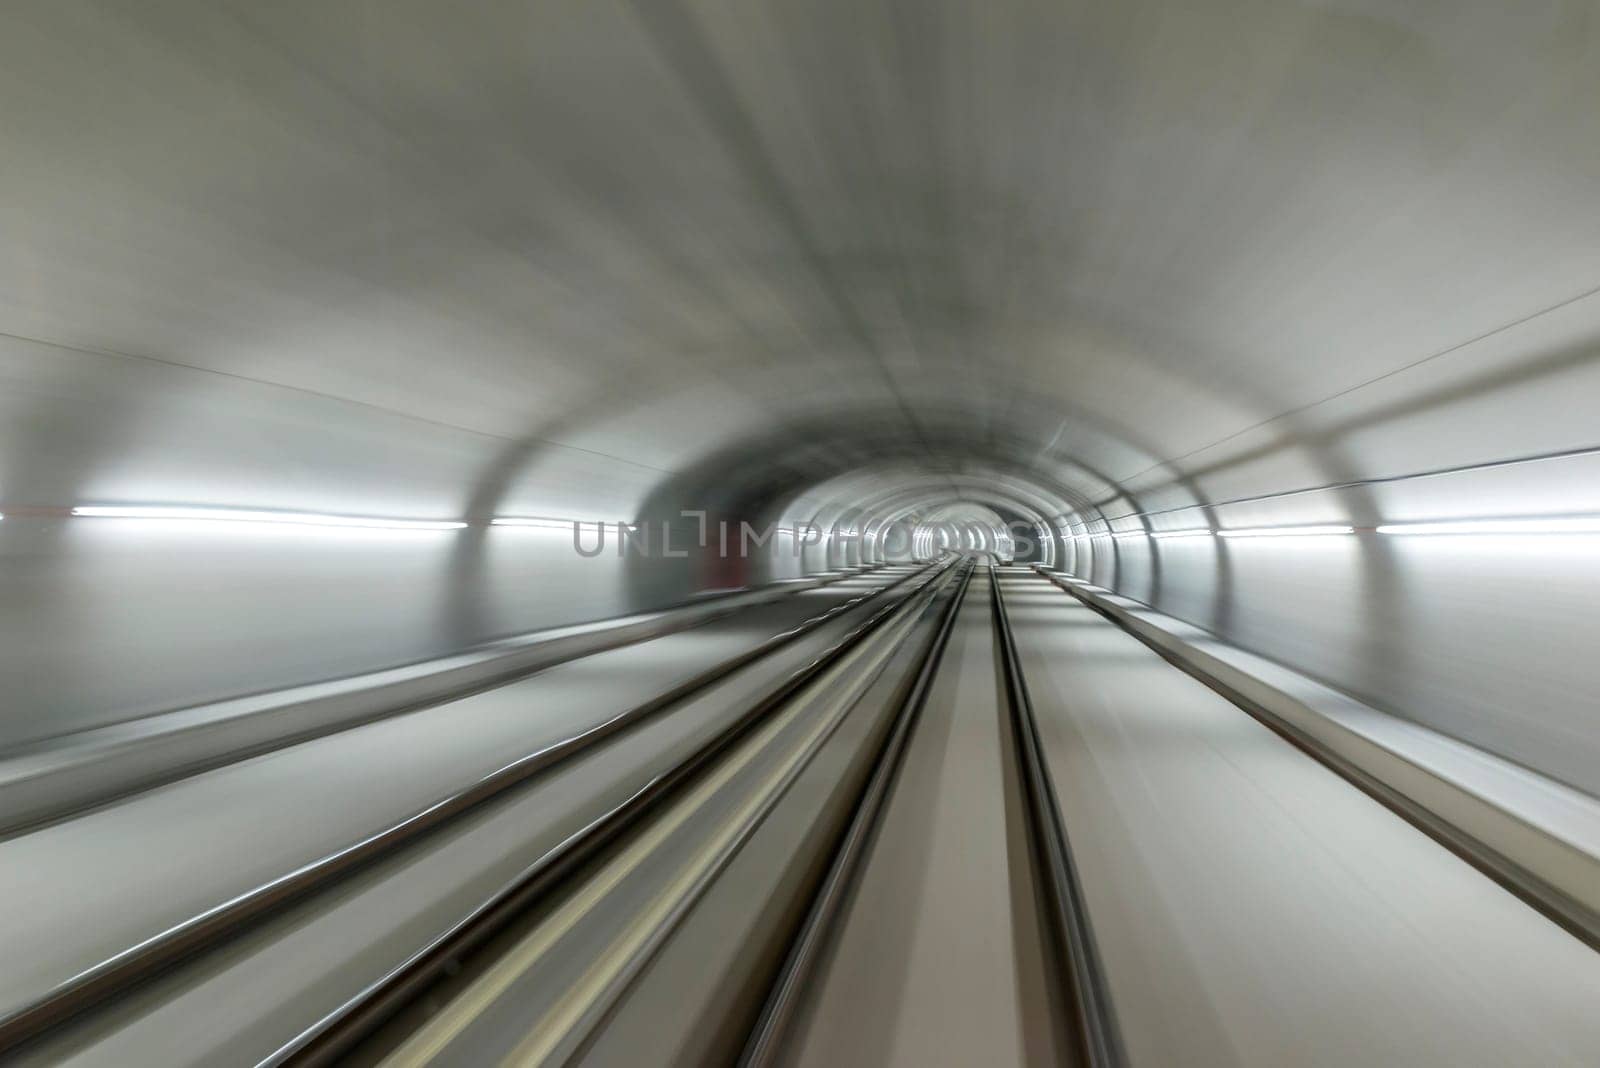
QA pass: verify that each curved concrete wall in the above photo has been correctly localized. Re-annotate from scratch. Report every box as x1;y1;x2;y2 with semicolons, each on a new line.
2;2;1597;806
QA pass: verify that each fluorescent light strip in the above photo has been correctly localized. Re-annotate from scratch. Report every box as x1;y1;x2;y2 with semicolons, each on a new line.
491;516;585;530
71;506;465;531
1151;528;1214;540
1218;524;1353;538
1110;530;1148;540
1377;517;1600;536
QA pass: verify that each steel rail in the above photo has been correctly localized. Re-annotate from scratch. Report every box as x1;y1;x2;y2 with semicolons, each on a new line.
0;563;941;1057
736;559;975;1067
271;558;961;1066
990;565;1126;1068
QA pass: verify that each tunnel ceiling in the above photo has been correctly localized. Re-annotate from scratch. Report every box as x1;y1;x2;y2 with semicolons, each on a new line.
4;1;1599;523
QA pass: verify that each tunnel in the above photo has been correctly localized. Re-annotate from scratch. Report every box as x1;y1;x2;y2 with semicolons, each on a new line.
3;2;1600;1065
